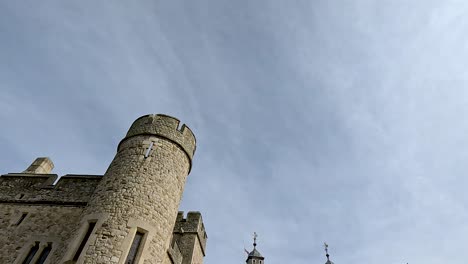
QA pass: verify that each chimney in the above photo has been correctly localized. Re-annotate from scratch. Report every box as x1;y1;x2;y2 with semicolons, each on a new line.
23;157;54;174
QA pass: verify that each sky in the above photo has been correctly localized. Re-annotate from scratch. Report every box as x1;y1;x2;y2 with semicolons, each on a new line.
1;1;468;263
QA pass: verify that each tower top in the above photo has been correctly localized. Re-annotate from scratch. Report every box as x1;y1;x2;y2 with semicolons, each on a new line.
253;232;258;248
119;114;196;161
324;243;334;264
246;232;264;263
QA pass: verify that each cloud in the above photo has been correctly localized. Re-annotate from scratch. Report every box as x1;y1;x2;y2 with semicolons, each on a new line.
2;1;468;263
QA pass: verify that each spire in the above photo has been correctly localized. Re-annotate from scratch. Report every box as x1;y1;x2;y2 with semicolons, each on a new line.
253;232;258;248
324;242;334;264
245;232;264;264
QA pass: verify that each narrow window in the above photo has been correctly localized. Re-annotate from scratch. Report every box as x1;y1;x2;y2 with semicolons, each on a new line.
144;142;154;158
73;222;96;261
16;213;28;226
22;242;39;264
36;243;52;264
125;231;145;264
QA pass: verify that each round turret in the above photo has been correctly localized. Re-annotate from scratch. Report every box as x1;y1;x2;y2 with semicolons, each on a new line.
121;114;196;161
63;114;196;264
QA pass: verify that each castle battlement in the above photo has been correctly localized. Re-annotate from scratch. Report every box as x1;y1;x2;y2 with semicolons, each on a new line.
120;114;196;161
174;211;206;234
173;211;208;256
0;114;206;264
0;172;102;206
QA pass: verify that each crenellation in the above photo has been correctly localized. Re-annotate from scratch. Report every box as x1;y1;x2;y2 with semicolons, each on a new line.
0;174;57;202
172;211;208;263
174;212;206;236
121;114;196;162
0;173;102;205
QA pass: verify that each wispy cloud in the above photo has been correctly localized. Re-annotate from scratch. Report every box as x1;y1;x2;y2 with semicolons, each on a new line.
2;1;468;263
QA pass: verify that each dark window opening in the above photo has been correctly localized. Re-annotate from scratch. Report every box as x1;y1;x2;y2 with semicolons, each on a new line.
37;243;52;264
125;231;145;264
22;242;39;264
16;213;28;226
73;221;96;261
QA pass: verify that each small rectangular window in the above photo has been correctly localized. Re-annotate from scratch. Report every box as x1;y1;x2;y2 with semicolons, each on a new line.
16;213;28;226
37;243;52;264
22;242;39;264
125;231;145;264
73;221;96;261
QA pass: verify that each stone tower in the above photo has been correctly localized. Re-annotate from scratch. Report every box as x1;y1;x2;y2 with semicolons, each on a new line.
61;114;197;263
0;114;206;264
170;212;207;264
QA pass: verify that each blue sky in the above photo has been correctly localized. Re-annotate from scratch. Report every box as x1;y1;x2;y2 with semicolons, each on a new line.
2;1;468;263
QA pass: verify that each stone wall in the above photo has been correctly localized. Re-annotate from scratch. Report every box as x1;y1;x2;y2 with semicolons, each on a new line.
0;174;102;205
74;114;197;264
172;212;207;264
0;173;102;263
0;203;84;263
167;240;183;264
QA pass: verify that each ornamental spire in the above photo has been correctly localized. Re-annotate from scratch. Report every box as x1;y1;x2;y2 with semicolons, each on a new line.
253;232;258;248
324;242;329;260
324;242;334;264
245;232;264;263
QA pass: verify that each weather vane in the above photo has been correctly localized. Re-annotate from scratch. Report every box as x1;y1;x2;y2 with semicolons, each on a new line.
324;242;330;261
253;232;258;248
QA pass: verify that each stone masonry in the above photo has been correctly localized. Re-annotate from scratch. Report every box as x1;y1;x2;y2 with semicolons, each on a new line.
0;114;207;264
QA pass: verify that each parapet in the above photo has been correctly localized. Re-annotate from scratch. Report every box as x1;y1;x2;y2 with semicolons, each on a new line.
119;114;196;161
0;173;102;205
173;211;208;254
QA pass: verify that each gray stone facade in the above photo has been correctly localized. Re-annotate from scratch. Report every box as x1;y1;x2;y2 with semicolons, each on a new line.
0;114;207;264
